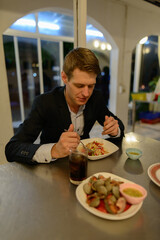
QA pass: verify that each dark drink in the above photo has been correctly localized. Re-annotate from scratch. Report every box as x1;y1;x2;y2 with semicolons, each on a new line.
69;150;88;185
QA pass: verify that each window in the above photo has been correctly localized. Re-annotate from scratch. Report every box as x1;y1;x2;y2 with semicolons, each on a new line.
3;10;110;130
3;35;21;125
18;37;40;117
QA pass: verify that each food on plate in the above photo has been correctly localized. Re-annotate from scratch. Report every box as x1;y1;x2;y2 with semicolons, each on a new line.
83;174;130;214
85;141;108;156
128;152;139;155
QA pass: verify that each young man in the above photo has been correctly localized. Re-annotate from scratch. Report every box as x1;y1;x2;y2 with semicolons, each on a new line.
5;47;124;164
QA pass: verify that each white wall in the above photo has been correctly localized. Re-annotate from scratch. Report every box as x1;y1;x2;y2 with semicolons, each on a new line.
1;0;160;163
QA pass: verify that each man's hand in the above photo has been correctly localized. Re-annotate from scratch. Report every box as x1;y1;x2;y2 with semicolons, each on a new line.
51;124;80;159
102;116;119;136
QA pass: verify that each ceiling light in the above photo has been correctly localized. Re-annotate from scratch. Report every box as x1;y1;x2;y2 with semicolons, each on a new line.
93;40;100;48
139;36;148;44
100;43;106;50
106;43;112;51
86;29;103;37
14;19;36;27
38;21;60;30
144;47;150;54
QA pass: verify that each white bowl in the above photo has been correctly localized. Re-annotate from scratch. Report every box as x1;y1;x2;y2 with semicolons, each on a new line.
126;148;142;160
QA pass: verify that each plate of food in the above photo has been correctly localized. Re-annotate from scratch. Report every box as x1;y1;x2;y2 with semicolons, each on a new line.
76;172;145;220
148;163;160;187
78;138;119;160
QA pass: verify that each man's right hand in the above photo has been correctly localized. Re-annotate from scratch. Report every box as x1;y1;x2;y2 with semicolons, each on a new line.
51;124;80;159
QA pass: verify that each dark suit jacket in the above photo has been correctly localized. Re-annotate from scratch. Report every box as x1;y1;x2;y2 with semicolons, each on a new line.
5;86;124;163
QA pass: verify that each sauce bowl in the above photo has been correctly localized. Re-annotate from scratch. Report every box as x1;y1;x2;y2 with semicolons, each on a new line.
119;182;147;205
126;148;142;160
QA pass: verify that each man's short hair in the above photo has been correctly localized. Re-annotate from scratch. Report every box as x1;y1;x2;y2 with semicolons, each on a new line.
63;47;101;79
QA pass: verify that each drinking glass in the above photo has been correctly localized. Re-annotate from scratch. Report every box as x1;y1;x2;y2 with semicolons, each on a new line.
69;144;88;185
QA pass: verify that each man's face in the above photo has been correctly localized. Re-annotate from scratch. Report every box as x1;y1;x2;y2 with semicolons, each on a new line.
62;68;96;109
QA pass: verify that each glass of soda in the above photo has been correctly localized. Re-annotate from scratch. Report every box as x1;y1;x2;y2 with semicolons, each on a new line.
69;144;88;185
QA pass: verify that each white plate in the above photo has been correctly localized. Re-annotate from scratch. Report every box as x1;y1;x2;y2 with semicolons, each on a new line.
76;172;143;220
148;163;160;187
79;138;119;160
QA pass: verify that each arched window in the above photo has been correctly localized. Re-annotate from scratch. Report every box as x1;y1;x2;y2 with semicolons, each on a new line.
3;10;111;131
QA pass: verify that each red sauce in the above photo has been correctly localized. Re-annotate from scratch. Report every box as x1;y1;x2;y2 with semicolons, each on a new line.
96;200;107;213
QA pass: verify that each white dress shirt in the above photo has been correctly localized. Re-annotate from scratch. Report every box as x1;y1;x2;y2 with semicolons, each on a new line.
33;105;85;163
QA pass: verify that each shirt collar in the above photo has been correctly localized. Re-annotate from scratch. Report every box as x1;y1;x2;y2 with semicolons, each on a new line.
67;104;85;116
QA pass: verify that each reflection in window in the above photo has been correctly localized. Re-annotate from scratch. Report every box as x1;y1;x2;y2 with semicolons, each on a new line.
38;12;74;37
3;35;21;123
18;37;40;117
86;24;106;42
10;13;36;33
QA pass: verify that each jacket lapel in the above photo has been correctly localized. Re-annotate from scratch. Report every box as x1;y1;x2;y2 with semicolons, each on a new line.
57;87;72;130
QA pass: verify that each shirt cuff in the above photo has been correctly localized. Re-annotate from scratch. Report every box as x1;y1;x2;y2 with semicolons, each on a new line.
109;127;121;138
33;144;57;163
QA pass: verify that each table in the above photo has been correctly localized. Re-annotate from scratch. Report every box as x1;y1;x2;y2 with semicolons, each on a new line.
131;100;160;132
0;132;160;240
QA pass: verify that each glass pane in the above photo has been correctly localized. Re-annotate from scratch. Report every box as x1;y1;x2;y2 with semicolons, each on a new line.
10;13;36;33
41;40;61;92
139;35;159;91
63;42;73;58
86;23;110;106
38;11;74;37
18;37;40;117
3;35;21;127
86;23;106;42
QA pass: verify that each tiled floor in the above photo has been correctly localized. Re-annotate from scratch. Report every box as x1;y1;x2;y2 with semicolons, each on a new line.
127;121;160;140
90;121;160;141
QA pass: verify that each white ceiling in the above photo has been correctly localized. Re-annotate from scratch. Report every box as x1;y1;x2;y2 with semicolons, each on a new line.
111;0;160;13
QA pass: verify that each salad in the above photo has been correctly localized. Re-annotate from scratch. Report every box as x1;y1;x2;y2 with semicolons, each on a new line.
86;141;108;156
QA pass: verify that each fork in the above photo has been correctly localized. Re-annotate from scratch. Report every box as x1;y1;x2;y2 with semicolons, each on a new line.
64;129;92;154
